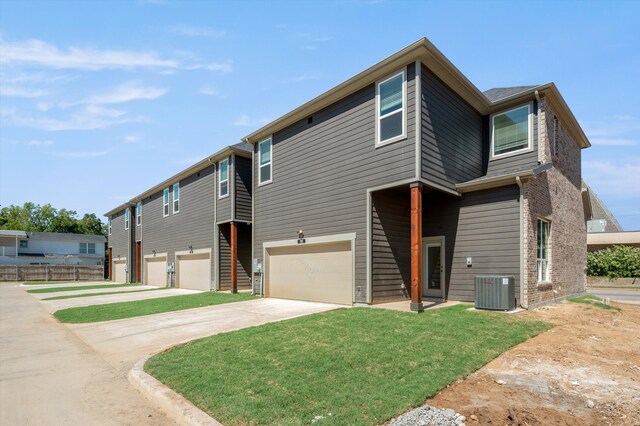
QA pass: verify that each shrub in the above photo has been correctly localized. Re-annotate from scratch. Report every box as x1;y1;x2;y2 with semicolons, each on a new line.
587;245;640;278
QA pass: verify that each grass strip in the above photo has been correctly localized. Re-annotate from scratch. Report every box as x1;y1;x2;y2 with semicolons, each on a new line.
43;288;167;300
569;294;622;311
28;283;141;294
146;304;550;425
54;292;255;323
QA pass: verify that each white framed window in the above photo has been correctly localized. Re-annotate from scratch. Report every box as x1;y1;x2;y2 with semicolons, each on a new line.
108;218;112;235
80;243;96;254
163;188;170;217
173;182;180;214
376;69;406;145
124;208;129;230
258;138;272;185
536;219;550;283
491;103;533;159
136;201;142;226
219;158;229;198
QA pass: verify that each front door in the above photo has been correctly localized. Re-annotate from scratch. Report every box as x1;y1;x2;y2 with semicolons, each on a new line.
422;237;445;299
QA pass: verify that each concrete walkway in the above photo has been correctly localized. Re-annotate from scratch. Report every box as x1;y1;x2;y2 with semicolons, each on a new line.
69;298;340;373
39;288;200;312
0;283;175;426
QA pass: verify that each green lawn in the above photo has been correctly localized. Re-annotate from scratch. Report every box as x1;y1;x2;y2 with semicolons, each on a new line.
54;292;256;323
43;288;167;300
569;294;622;311
146;305;550;425
27;283;141;294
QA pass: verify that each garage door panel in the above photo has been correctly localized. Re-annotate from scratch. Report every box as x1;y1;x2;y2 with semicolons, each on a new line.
113;260;126;283
145;257;167;287
177;252;210;291
267;241;352;305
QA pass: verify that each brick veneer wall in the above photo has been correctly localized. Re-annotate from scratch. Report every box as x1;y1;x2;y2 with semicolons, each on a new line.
522;97;587;308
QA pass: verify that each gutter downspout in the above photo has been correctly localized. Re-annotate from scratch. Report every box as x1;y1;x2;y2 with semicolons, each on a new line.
516;176;527;309
535;90;542;164
208;157;218;291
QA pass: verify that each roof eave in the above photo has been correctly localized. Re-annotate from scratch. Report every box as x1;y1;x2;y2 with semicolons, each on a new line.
243;38;491;144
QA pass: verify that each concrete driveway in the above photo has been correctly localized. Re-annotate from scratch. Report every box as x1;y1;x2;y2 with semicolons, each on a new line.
69;298;340;373
2;283;339;424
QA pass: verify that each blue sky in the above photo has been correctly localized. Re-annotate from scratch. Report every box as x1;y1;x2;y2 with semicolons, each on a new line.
1;0;639;230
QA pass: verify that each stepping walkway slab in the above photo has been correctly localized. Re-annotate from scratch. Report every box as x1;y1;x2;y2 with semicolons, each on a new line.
41;288;201;313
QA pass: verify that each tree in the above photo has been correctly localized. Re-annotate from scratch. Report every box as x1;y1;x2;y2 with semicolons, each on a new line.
0;203;105;237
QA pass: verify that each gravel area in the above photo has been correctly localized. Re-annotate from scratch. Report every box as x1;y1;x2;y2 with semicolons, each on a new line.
388;405;465;426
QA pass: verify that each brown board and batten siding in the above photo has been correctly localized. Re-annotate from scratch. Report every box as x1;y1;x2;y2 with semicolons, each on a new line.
141;165;216;287
218;223;251;290
253;63;418;303
234;155;252;222
423;185;521;304
108;209;129;276
421;65;484;189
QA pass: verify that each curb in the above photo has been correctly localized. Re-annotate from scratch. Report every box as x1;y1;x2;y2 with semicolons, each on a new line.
128;355;223;426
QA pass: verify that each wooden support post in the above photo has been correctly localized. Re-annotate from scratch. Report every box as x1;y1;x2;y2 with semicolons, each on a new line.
230;221;238;294
410;182;424;312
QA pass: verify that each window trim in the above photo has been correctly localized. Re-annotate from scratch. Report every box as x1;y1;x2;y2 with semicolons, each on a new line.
124;208;129;230
108;218;112;235
218;158;229;199
173;182;180;214
376;69;407;147
163;187;170;217
79;242;96;255
536;218;551;283
490;102;534;160
136;201;142;226
258;137;273;186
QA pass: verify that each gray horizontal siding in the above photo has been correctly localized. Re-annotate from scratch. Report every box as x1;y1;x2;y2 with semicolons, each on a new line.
254;63;418;303
423;185;521;304
218;223;251;291
421;65;484;189
234;155;252;222
371;189;411;301
216;158;232;223
141;165;216;288
107;209;130;280
486;101;539;177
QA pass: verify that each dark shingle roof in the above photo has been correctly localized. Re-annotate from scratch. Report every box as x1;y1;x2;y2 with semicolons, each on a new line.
582;180;623;232
483;85;540;103
230;142;252;153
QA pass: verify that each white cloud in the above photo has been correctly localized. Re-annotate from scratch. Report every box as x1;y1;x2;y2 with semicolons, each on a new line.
185;60;233;74
170;24;226;38
27;140;54;146
233;114;271;127
0;86;53;98
54;150;109;158
583;159;640;196
86;81;168;104
199;84;225;97
290;73;321;82
36;102;52;111
0;38;178;70
1;105;141;131
85;104;127;117
124;135;141;144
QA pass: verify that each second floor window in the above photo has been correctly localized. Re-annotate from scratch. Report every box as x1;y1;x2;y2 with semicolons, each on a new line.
377;69;406;145
163;188;170;217
80;243;96;254
173;182;180;214
259;138;272;184
108;218;112;235
124;208;129;230
492;104;532;158
537;219;550;283
219;158;229;198
136;201;142;226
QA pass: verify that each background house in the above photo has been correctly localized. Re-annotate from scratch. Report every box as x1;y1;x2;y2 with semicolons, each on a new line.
0;230;105;266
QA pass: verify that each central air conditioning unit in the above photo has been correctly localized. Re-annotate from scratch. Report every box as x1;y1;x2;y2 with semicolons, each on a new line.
475;275;516;311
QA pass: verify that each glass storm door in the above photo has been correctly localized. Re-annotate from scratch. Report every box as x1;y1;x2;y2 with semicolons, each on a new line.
423;237;445;299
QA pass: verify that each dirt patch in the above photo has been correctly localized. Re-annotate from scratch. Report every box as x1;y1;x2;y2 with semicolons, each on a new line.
428;301;640;425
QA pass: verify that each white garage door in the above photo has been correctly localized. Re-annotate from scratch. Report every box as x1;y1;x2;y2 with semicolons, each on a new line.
266;241;353;305
177;252;211;291
113;259;127;283
145;257;167;287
